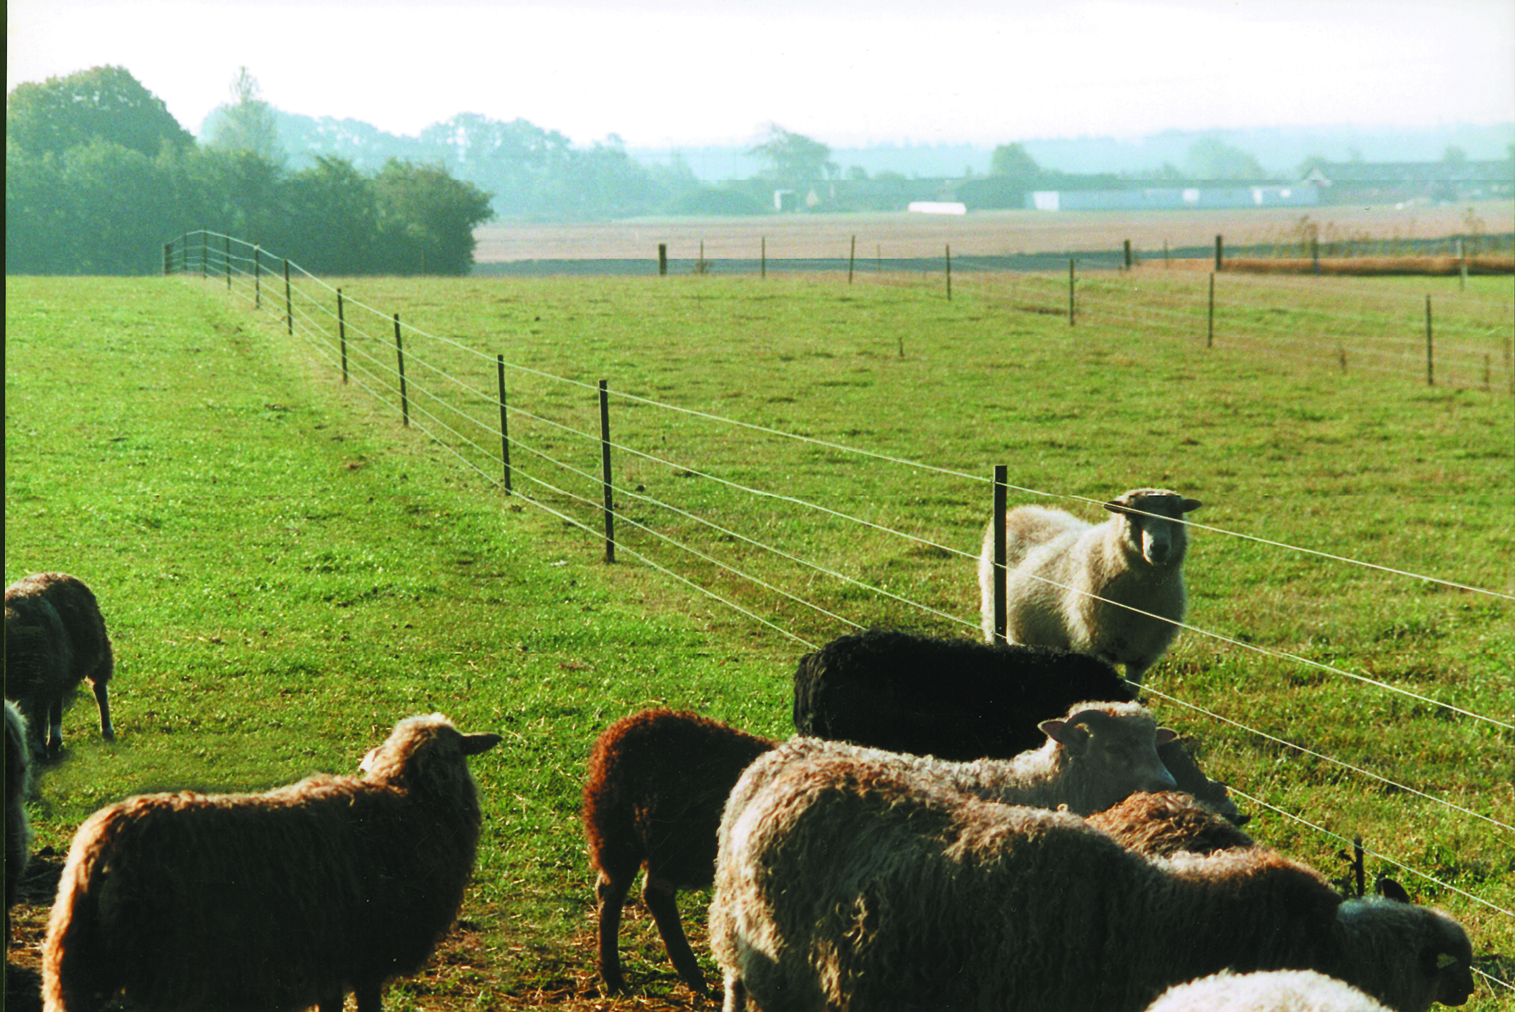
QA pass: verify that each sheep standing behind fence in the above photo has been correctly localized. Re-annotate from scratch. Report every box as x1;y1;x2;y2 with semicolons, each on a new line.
4;572;116;759
978;488;1201;682
710;751;1473;1012
42;713;501;1012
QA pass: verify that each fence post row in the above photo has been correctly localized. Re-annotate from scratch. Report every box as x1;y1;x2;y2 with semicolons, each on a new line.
393;314;409;427
497;355;512;495
336;289;348;384
991;465;1009;643
599;379;615;563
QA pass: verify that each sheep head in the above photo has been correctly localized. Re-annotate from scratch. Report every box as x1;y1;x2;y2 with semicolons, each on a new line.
1037;703;1179;814
1104;489;1202;568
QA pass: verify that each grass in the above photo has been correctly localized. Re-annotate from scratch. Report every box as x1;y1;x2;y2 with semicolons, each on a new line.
5;268;1513;1010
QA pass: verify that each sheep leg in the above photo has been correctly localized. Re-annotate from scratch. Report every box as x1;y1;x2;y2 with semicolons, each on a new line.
46;694;64;758
721;972;748;1012
92;679;115;741
643;875;711;997
595;870;633;993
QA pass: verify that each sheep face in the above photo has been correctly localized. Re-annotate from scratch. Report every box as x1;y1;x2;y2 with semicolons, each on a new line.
1038;705;1179;810
1335;897;1474;1011
1104;489;1202;568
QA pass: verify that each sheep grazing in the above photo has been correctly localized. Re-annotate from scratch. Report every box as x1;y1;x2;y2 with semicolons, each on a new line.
1143;969;1394;1012
977;488;1202;682
5;701;32;946
42;713;501;1012
582;708;775;997
1085;790;1255;857
710;757;1474;1012
792;627;1243;822
4;572;116;759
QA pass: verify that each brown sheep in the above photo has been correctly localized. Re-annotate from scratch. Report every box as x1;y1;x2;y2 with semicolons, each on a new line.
5;572;116;759
42;713;500;1012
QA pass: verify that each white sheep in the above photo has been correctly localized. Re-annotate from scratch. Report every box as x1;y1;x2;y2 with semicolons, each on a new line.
733;699;1178;824
710;753;1473;1012
978;487;1202;682
42;713;501;1012
1143;969;1394;1011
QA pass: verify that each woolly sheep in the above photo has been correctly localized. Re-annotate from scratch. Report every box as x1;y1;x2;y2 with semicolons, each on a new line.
977;488;1202;682
42;713;501;1012
582;708;775;997
4;572;116;759
710;754;1473;1012
792;627;1243;822
1085;790;1255;857
5;700;32;946
1143;969;1394;1012
763;699;1179;820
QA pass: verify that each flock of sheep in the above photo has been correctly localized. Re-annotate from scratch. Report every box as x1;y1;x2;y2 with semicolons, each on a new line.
3;487;1479;1011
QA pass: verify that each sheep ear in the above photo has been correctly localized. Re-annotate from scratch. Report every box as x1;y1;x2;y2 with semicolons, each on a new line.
1039;718;1090;751
1181;498;1203;513
1155;727;1179;745
1377;877;1411;904
462;733;503;757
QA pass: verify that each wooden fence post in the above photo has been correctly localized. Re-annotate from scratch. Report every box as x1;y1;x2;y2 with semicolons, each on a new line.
599;379;615;563
849;235;856;284
1214;234;1224;272
1068;259;1076;326
337;288;348;384
1425;295;1434;387
497;355;512;494
945;244;952;300
1207;273;1215;348
393;314;409;426
1123;239;1132;270
992;465;1009;644
658;243;668;276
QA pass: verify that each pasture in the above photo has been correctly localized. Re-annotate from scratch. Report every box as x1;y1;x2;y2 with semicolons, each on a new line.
4;266;1512;1010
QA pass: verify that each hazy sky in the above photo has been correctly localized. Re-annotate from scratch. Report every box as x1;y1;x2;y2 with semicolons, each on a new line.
8;0;1514;149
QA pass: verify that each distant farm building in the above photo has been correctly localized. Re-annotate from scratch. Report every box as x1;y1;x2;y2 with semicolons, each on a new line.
1025;185;1318;212
1301;160;1514;204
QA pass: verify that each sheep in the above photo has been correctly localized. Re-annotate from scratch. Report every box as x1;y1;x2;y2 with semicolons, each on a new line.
4;572;116;759
1143;969;1394;1012
5;700;32;947
1084;790;1255;857
765;699;1179;820
709;754;1474;1012
582;708;775;997
792;627;1243;822
42;713;501;1012
977;488;1202;682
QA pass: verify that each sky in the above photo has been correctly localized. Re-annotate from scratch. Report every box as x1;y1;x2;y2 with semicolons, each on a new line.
7;0;1514;150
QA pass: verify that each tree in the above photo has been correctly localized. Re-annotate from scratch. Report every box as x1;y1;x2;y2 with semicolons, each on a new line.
747;125;833;189
1184;137;1267;180
989;143;1040;180
1441;145;1468;166
6;65;193;159
371;159;493;275
205;67;284;165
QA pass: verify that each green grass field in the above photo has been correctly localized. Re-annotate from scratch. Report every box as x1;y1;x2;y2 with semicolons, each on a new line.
5;268;1512;1010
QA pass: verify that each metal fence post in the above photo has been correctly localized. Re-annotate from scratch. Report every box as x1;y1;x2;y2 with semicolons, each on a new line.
337;288;348;384
992;465;1009;643
284;259;292;335
393;314;409;426
497;355;512;494
599;379;615;563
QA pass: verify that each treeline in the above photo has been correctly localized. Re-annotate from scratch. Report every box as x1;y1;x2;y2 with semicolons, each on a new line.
6;67;493;276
